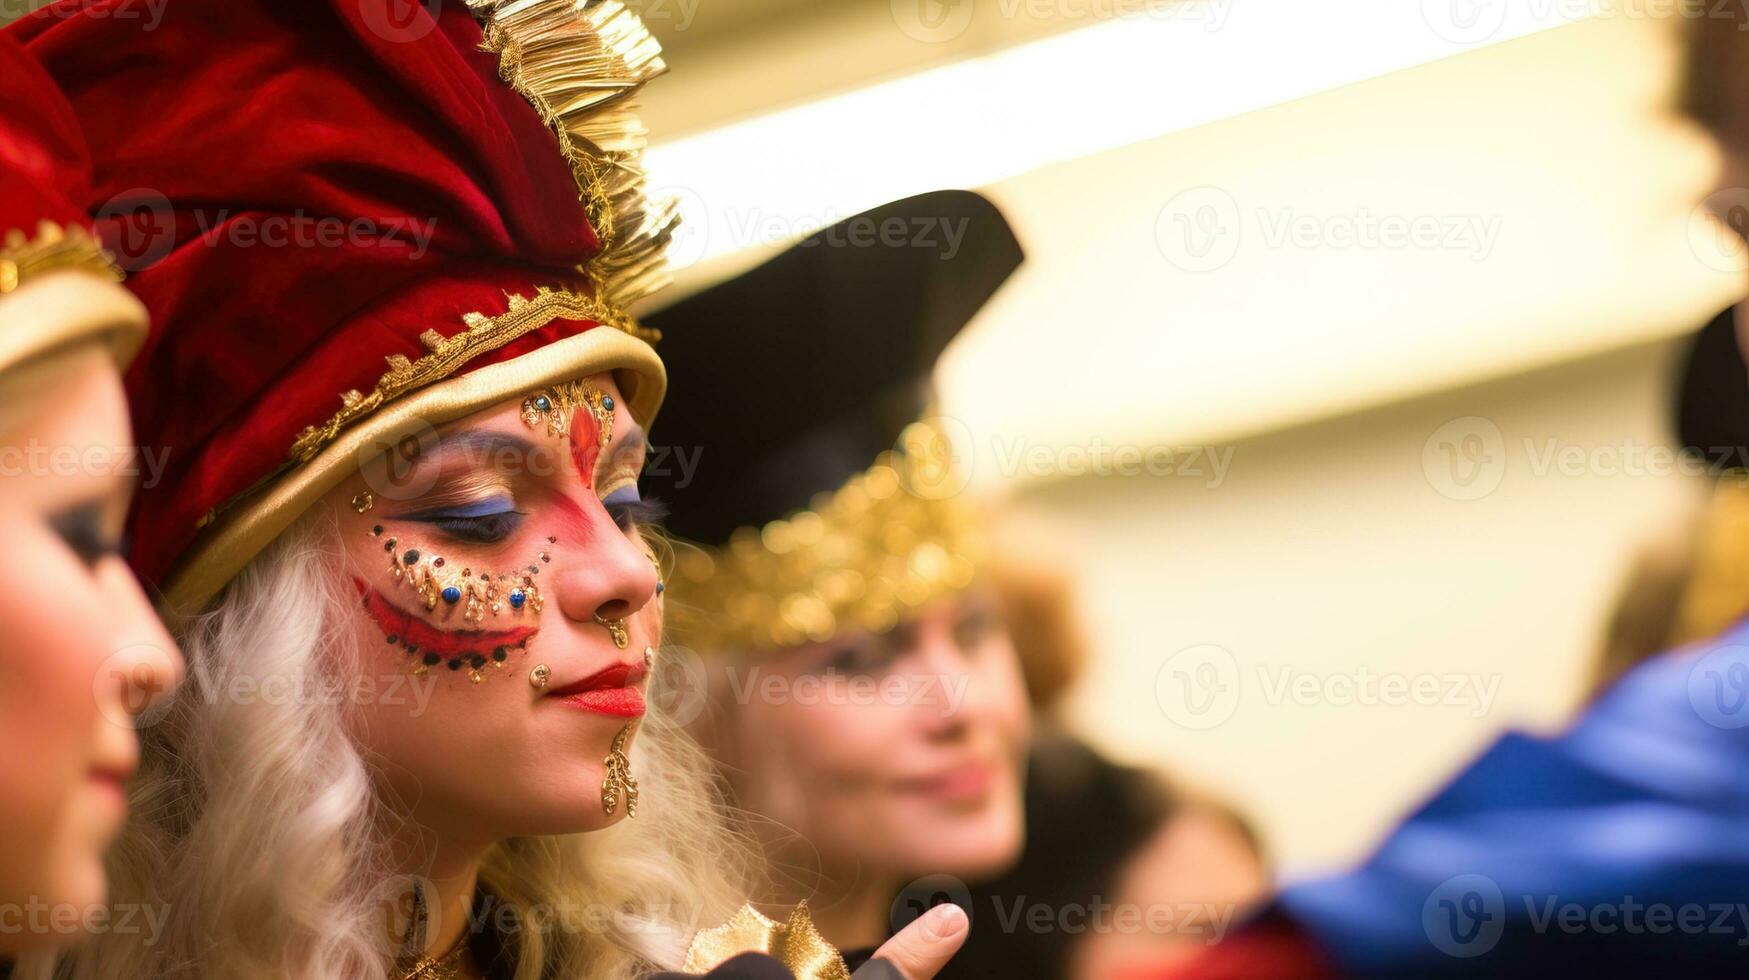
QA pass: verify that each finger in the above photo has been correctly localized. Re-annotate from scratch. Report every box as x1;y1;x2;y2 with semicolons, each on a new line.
858;903;969;980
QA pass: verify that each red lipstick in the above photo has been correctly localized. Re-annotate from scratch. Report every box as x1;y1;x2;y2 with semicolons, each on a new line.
547;661;647;717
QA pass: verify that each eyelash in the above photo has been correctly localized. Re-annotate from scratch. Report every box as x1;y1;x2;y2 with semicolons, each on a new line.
427;511;525;544
608;495;668;533
399;492;665;544
51;504;121;568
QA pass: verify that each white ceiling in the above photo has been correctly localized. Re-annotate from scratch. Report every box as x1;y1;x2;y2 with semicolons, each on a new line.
642;10;1748;488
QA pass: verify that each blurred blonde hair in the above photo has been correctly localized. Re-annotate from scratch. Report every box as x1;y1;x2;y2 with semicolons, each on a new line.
30;514;754;980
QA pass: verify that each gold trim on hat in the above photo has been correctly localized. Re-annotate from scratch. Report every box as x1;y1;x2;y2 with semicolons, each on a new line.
0;221;121;296
683;903;851;980
289;286;653;463
0;266;148;379
671;418;985;652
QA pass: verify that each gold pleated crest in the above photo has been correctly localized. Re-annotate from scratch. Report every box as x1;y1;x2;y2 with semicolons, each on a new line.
466;0;680;313
683;903;851;980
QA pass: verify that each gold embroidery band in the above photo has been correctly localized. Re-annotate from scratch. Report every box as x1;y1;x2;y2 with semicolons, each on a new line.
672;418;985;653
288;287;653;464
0;222;122;295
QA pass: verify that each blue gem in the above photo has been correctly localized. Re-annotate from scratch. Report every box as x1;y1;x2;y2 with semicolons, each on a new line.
509;589;526;609
402;550;419;564
656;580;665;595
601;394;615;412
534;395;552;412
441;586;462;604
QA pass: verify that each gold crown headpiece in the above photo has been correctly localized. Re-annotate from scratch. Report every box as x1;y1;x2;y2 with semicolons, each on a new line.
670;418;985;653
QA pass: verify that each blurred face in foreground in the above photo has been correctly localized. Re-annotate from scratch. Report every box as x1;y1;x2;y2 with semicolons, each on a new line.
715;587;1031;889
0;342;182;954
323;372;664;846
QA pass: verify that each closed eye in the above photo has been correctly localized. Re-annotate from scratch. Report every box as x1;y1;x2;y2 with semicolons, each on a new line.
397;499;526;544
50;501;121;568
428;511;525;543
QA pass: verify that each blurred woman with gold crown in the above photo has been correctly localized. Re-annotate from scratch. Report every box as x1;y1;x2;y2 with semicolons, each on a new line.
9;1;961;977
643;190;1266;978
0;31;183;977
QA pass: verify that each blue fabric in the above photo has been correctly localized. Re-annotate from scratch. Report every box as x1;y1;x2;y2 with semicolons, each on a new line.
1278;629;1749;977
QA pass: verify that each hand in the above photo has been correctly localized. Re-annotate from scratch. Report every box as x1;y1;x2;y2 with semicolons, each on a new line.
854;903;969;980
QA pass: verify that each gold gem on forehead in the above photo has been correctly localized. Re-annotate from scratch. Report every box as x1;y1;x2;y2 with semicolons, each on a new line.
520;379;615;450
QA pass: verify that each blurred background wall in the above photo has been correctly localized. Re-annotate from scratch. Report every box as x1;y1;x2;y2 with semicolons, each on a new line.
11;0;1745;877
622;1;1742;871
626;0;1748;876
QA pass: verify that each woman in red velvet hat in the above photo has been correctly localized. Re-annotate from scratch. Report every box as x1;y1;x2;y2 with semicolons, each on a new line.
10;1;961;978
0;33;183;972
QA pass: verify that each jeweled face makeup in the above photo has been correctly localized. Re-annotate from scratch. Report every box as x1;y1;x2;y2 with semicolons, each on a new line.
329;372;663;838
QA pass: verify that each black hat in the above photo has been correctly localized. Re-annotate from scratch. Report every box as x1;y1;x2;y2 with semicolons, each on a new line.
648;189;1024;544
644;189;1024;650
1677;306;1749;468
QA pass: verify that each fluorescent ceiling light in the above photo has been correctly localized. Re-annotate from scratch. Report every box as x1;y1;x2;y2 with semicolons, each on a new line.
646;0;1588;271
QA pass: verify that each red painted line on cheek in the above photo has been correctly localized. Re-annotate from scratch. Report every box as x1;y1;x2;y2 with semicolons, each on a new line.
353;578;537;658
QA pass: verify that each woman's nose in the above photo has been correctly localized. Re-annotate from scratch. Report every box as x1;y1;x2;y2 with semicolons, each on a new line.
550;501;661;627
96;560;184;722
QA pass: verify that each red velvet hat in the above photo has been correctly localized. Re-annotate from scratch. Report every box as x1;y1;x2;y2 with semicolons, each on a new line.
0;32;145;377
11;0;677;616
